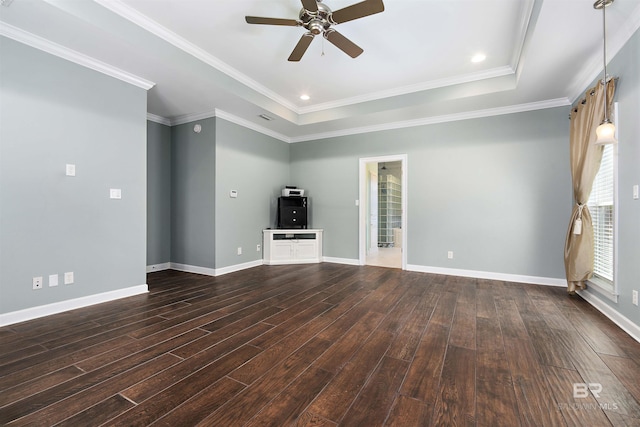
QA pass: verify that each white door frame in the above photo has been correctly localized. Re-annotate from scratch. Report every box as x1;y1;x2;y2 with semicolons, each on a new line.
358;154;408;269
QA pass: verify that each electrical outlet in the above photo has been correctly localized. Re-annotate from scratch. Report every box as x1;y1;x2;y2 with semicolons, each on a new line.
256;244;261;252
447;251;454;259
33;276;43;290
64;272;74;285
633;290;638;306
237;247;242;255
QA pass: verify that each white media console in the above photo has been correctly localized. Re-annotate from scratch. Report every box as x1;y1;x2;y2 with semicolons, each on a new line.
263;229;323;265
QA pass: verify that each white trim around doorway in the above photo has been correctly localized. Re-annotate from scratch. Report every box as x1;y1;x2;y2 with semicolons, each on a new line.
358;154;408;270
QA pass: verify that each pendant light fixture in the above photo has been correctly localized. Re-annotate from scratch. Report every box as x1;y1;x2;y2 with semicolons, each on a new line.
594;0;617;145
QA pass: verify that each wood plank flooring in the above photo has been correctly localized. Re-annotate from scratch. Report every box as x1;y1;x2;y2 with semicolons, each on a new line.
1;263;640;426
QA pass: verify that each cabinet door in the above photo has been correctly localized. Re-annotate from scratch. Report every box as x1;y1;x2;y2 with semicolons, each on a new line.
295;241;318;260
272;241;293;260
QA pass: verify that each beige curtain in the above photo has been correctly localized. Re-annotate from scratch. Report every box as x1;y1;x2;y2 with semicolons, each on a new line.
564;79;615;294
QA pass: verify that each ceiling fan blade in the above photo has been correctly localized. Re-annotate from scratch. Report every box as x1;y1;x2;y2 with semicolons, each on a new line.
324;29;363;58
300;0;319;13
245;16;300;26
288;33;315;61
330;0;385;24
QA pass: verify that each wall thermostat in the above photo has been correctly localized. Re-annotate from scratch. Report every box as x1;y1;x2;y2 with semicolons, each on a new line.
193;124;202;133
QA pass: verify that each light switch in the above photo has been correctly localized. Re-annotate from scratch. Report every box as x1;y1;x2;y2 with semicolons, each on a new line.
49;274;58;287
110;189;122;199
64;272;74;285
633;185;639;200
65;164;76;176
230;190;238;198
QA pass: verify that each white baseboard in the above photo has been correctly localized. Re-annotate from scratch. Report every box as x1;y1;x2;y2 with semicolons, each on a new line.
0;284;148;327
168;260;263;277
214;260;263;276
577;289;640;343
146;262;170;273
323;257;361;266
169;262;217;277
406;264;566;287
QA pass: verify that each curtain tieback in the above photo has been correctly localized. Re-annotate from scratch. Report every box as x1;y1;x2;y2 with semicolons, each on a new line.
573;203;584;235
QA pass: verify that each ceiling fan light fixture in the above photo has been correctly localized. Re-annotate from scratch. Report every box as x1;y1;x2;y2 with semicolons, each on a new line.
308;20;325;35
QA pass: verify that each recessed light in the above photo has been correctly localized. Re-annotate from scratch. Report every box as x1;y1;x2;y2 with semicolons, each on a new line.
471;53;486;63
300;94;310;101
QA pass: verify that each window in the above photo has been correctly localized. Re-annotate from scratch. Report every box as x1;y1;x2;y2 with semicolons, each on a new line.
587;142;616;293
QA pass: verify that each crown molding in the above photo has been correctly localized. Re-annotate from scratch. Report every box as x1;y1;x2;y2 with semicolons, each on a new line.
146;113;171;126
297;66;515;115
164;109;290;142
0;22;155;90
148;98;570;143
93;0;297;112
213;110;291;143
170;110;217;127
290;98;570;143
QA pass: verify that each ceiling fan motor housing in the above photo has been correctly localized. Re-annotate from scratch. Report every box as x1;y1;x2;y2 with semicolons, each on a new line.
300;2;333;35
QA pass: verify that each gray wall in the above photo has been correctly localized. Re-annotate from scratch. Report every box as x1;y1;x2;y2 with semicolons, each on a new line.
170;118;216;268
215;119;290;268
291;108;572;279
583;27;640;325
0;37;147;314
166;117;289;270
147;120;172;266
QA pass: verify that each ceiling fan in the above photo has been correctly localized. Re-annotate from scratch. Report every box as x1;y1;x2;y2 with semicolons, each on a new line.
245;0;385;61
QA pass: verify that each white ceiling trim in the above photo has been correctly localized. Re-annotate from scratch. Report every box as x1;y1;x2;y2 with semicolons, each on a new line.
0;22;155;90
94;0;298;113
567;1;640;103
510;0;537;71
289;98;571;143
147;97;571;143
167;109;290;143
170;110;217;127
214;109;291;143
147;113;171;126
297;66;515;115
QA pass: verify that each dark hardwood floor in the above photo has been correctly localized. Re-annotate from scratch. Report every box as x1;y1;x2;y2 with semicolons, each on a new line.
1;263;640;426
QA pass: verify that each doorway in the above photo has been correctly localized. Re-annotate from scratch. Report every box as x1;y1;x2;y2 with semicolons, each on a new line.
359;155;407;269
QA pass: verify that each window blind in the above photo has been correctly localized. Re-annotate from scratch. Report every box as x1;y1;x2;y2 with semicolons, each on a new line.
588;144;614;283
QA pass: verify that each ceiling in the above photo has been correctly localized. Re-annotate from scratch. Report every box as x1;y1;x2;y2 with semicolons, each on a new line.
2;0;639;142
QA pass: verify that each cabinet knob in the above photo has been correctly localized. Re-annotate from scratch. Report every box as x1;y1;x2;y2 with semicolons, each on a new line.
292;218;297;222
293;210;297;214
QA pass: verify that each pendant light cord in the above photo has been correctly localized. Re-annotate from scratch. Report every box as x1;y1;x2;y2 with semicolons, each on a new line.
602;1;610;123
602;2;609;122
